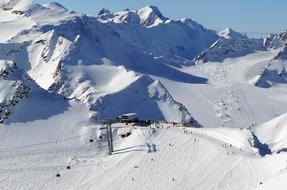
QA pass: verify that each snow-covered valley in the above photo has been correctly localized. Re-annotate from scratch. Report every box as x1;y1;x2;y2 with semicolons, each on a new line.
1;0;287;189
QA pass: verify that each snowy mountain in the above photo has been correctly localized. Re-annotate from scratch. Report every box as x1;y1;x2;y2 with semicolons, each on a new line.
218;27;245;39
254;46;287;88
264;30;287;49
193;27;265;64
96;6;219;66
2;1;287;190
97;5;168;27
0;1;208;124
0;0;286;127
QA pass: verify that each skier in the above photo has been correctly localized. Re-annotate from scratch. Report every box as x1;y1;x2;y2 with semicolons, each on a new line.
147;143;152;153
152;144;157;152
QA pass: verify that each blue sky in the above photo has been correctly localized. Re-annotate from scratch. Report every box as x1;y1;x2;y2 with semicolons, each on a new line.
35;0;286;35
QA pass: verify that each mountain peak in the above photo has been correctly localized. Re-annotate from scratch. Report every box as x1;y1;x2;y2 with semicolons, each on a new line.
137;5;168;27
138;5;162;16
98;8;110;15
218;27;245;39
42;2;67;11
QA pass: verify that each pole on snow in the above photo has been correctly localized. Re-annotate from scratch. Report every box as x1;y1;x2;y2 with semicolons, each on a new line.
106;121;113;155
181;109;185;125
109;123;114;153
108;121;113;153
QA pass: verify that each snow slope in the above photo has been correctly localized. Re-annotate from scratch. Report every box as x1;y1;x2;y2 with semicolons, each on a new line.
0;0;286;129
0;2;211;124
1;119;287;190
156;50;287;128
48;64;194;123
252;113;287;153
0;6;34;42
1;1;287;189
0;2;220;124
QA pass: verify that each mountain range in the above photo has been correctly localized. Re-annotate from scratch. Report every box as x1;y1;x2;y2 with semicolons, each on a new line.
1;1;287;189
1;0;286;125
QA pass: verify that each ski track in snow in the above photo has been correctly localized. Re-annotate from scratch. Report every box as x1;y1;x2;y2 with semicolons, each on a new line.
154;50;287;129
1;119;287;189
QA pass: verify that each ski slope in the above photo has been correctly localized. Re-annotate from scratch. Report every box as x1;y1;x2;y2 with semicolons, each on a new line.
1;116;287;190
1;49;287;190
1;1;287;189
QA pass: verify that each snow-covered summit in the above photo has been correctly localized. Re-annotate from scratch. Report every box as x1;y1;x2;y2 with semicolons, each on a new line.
97;5;168;27
218;27;245;39
94;6;219;65
42;2;68;11
193;28;264;64
137;5;168;27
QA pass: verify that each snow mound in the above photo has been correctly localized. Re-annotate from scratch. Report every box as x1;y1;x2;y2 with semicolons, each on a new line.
47;64;195;123
252;113;287;153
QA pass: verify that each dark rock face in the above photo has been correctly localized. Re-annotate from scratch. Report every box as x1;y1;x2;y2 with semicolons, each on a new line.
0;61;30;123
